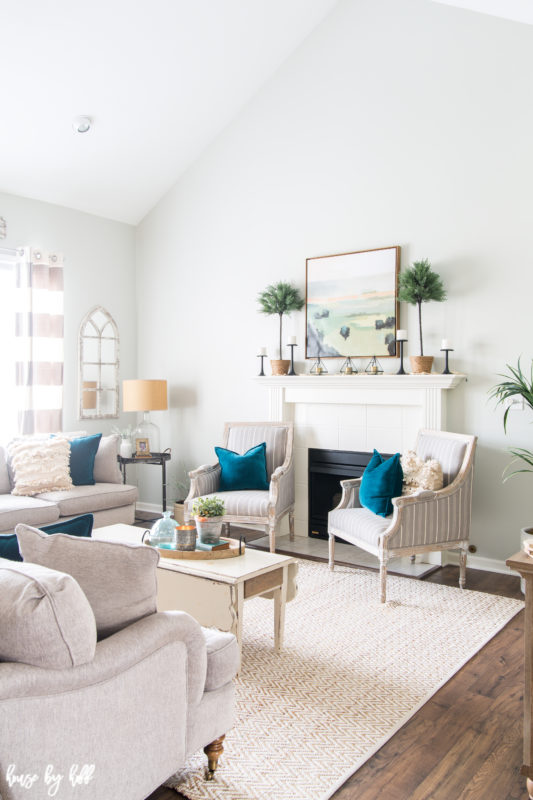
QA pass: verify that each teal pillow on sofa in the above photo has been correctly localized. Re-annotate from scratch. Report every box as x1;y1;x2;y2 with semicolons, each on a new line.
359;450;403;518
215;442;269;491
69;434;102;485
1;514;94;562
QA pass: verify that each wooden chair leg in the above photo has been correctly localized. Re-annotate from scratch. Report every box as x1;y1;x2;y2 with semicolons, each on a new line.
268;522;276;553
204;735;225;781
459;548;467;589
379;558;388;603
289;510;295;541
329;533;335;571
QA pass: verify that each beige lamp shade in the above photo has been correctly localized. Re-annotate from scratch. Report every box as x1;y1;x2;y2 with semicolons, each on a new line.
123;380;168;412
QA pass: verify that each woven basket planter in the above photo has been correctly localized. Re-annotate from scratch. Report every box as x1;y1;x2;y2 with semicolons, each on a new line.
410;356;434;374
270;359;290;376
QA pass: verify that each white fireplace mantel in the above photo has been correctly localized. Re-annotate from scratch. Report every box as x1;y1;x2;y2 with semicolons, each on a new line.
255;373;466;430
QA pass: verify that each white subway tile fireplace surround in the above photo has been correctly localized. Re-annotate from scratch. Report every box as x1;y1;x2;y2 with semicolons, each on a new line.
255;374;466;538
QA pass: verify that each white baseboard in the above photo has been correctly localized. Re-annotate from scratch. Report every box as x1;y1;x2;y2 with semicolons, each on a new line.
136;501;162;514
445;551;511;576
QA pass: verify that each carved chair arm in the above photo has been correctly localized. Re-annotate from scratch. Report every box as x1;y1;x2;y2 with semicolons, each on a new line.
270;460;295;512
185;464;221;514
334;477;362;510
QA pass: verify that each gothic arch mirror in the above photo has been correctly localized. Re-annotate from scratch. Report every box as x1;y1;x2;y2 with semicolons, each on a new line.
78;306;119;419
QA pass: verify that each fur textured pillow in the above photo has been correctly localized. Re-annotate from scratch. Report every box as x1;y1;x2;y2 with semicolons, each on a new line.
401;450;443;495
8;437;73;496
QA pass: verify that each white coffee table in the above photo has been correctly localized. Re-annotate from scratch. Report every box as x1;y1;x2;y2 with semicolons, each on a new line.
94;524;298;660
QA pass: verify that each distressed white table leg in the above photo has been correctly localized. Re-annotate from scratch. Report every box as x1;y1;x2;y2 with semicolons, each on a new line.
273;564;288;652
233;581;245;667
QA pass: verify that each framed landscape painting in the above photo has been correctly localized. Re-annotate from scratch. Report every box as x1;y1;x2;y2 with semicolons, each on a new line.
305;246;400;359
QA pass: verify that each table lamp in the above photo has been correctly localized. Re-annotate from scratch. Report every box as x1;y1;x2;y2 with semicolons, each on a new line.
123;379;167;454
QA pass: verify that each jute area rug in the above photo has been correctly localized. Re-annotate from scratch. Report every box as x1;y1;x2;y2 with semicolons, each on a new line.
166;560;523;800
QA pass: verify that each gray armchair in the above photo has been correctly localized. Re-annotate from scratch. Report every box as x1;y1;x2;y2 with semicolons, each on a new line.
185;422;295;552
0;542;239;800
328;430;477;603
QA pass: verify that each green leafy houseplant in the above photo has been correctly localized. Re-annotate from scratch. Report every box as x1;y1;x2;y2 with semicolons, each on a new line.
489;358;533;480
257;282;304;360
398;259;447;357
192;496;225;518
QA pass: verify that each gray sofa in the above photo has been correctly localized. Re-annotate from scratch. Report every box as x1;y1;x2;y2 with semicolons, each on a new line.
0;435;137;534
0;526;239;800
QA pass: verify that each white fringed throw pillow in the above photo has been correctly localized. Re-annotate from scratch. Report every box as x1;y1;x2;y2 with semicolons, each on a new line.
8;437;73;496
401;450;443;495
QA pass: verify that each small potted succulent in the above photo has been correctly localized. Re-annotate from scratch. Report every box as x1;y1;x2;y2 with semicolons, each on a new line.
192;496;225;544
257;281;304;375
398;258;447;374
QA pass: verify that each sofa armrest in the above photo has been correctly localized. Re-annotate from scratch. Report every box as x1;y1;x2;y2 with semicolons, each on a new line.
0;610;207;707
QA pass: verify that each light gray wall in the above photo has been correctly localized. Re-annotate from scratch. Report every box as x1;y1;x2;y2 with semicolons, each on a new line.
133;0;533;564
0;190;137;435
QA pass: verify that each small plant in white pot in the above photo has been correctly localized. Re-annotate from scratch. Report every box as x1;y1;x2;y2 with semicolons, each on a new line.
192;496;225;544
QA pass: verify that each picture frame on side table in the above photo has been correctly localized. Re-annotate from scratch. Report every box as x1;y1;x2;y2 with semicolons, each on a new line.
135;438;151;458
306;245;400;359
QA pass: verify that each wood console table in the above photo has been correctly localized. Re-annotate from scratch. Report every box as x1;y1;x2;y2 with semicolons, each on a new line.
506;550;533;798
117;451;171;511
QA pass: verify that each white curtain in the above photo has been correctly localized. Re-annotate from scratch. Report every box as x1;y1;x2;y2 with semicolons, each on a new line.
15;248;64;434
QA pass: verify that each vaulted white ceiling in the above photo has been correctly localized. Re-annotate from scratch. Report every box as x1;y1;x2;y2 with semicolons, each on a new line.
0;0;339;224
1;0;531;225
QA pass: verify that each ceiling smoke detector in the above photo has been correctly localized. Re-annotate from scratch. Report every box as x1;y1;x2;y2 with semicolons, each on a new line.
72;116;92;134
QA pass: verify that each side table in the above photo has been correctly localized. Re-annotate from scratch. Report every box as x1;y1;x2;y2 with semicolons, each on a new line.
117;451;171;512
506;550;533;799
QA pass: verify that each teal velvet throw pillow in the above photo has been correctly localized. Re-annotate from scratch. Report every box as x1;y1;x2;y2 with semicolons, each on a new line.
69;434;102;485
1;514;94;562
359;450;403;518
215;442;269;491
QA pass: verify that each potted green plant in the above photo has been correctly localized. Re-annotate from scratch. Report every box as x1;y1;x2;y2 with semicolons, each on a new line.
192;496;225;544
398;258;447;374
258;281;304;375
490;358;533;588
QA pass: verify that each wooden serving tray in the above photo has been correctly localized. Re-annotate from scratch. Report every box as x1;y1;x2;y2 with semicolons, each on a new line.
146;537;245;560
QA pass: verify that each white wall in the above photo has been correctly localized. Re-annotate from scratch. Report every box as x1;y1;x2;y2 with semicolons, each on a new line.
0;190;137;435
136;0;533;564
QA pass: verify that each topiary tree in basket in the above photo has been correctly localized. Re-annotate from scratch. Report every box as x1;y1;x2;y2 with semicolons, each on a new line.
258;281;304;375
398;258;447;373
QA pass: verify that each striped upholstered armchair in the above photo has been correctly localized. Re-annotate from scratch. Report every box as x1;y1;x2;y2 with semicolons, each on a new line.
328;430;477;603
185;422;294;553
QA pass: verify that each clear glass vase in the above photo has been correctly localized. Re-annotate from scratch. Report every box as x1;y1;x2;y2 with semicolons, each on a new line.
150;511;176;546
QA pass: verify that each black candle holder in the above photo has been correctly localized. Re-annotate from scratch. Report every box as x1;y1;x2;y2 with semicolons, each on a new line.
340;357;358;375
287;343;297;376
310;357;328;375
441;348;454;375
257;354;266;376
365;355;383;375
396;339;407;375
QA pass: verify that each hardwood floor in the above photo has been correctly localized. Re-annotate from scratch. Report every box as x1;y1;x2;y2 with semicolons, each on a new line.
147;565;527;800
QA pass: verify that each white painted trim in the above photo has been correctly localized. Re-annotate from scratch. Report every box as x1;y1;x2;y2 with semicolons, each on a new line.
136;501;163;514
446;551;510;575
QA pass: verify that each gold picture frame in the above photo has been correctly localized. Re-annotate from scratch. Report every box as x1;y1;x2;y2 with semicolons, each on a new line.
135;438;151;458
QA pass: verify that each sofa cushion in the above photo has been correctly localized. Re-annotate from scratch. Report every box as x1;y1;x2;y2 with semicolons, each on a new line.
0;557;97;669
202;627;240;691
0;494;60;532
7;436;73;496
36;482;138;516
0;446;11;493
69;433;102;485
16;524;159;638
216;442;269;491
0;515;94;562
93;434;123;484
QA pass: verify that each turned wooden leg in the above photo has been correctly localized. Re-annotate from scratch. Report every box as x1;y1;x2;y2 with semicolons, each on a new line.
527;777;533;799
204;735;225;781
268;523;276;553
459;548;467;589
329;533;335;571
379;558;388;603
289;510;295;541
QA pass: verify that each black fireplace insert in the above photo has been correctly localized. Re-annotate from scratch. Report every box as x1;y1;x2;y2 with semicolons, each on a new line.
307;448;391;540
